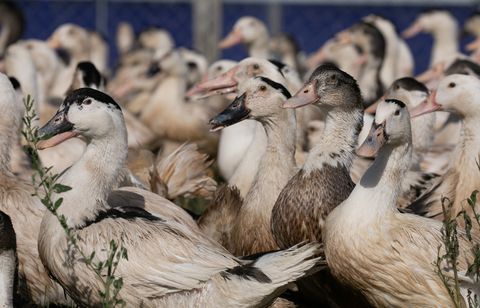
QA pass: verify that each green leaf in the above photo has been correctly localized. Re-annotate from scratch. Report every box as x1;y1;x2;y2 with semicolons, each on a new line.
53;183;72;193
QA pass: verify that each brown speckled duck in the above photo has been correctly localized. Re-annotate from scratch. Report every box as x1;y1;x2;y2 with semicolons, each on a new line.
271;64;369;306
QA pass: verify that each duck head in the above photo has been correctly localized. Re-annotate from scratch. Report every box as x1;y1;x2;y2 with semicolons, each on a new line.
37;88;125;149
68;61;104;93
410;74;480;119
283;63;362;111
357;99;411;157
366;77;429;114
209;76;291;131
219;16;268;49
402;10;457;38
187;57;284;98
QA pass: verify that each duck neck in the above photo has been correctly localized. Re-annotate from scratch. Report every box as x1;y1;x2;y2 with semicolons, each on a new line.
355;142;411;216
453;117;480;172
244;108;297;209
305;106;363;173
359;56;383;103
247;36;270;58
51;128;128;228
431;24;458;65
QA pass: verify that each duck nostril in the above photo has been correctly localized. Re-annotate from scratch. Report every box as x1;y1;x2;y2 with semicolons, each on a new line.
303;89;309;93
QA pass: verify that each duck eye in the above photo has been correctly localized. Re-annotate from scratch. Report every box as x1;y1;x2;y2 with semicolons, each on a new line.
253;64;260;70
394;85;400;90
216;66;222;71
394;110;400;116
83;99;92;105
259;85;267;91
448;82;456;88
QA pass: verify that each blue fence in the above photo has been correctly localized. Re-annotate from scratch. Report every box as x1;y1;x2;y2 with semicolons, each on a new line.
14;0;480;74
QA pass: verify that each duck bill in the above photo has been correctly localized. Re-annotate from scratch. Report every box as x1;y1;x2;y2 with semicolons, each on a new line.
283;80;319;109
409;90;442;118
36;109;77;150
47;35;61;49
187;66;238;98
219;30;243;49
402;21;423;39
356;122;387;158
208;93;250;131
466;38;480;52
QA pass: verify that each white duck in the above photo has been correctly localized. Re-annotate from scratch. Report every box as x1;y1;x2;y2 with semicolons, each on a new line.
324;98;479;307
219;16;269;58
408;74;480;227
36;87;323;306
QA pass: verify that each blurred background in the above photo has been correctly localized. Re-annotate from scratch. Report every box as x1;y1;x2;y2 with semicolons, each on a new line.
10;0;480;74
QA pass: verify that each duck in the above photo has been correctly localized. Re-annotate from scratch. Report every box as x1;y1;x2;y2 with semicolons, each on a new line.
0;1;23;57
464;12;480;62
402;10;460;67
0;211;16;308
0;73;73;305
219;16;269;58
139;49;217;152
192;58;296;196
408;74;480;227
207;76;296;256
324;98;479;307
271;64;368;306
363;15;414;84
36;87;323;306
269;33;307;75
306;38;363;81
116;22;135;56
365;78;440;207
337;21;386;106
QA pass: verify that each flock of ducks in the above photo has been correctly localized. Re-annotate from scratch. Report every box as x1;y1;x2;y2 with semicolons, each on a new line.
1;6;480;307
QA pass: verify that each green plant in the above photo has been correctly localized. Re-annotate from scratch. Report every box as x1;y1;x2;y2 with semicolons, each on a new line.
22;95;127;307
435;191;480;308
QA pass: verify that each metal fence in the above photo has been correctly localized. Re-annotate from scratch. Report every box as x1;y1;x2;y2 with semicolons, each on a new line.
13;0;480;74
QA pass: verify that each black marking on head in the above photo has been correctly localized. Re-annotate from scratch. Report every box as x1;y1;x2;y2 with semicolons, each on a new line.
354;22;385;60
257;76;291;99
268;59;287;77
391;77;428;94
385;99;406;108
64;88;121;111
79;206;163;230
221;263;272;283
76;61;102;88
8;76;21;90
55;48;71;66
0;211;15;251
186;61;198;70
445;59;480;77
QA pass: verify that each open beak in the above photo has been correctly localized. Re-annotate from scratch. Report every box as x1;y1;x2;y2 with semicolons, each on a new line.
219;29;244;49
409;90;442;118
466;38;480;52
402;21;423;39
208;93;250;131
356;121;387;158
283;80;319;109
36;108;77;150
186;66;238;98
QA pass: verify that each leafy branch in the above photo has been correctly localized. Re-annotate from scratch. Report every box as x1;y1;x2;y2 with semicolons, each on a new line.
22;95;127;307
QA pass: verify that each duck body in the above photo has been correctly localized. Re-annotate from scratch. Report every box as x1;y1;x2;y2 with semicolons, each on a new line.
325;99;478;307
